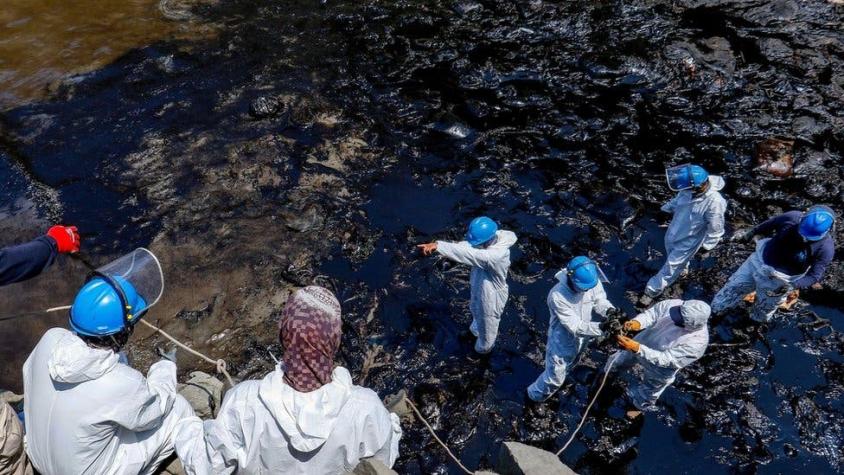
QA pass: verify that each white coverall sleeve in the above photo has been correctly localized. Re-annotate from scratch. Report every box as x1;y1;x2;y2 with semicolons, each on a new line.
367;410;403;468
173;416;237;475
590;284;614;318
632;300;673;329
637;341;701;370
550;293;602;337
435;241;494;269
110;360;178;432
701;200;726;251
174;384;250;475
660;195;679;213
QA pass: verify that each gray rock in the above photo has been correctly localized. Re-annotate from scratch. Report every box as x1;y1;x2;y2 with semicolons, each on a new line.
159;456;187;475
496;442;577;475
351;458;398;475
383;389;414;424
178;371;224;419
475;471;501;475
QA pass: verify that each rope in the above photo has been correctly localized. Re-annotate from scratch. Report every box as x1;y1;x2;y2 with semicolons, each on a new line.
404;397;474;475
555;352;620;456
0;305;71;322
139;319;235;388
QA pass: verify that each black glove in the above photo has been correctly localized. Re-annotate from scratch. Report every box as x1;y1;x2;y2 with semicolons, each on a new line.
605;307;626;320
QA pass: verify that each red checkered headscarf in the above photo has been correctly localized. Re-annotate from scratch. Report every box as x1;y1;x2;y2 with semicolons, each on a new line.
279;286;342;392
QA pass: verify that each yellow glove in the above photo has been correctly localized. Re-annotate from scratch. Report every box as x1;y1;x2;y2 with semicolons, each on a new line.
623;320;642;332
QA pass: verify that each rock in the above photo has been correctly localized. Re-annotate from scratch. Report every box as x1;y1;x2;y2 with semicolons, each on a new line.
496;442;577;475
475;472;501;475
351;458;398;475
281;203;325;232
755;138;794;177
249;96;286;119
178;371;224;419
159;456;187;475
383;389;414;424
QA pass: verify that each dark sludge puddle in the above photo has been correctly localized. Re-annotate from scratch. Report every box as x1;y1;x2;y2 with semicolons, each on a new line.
2;0;843;473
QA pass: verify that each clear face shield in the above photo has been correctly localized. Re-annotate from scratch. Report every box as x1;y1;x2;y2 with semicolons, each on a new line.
665;164;694;191
94;248;164;324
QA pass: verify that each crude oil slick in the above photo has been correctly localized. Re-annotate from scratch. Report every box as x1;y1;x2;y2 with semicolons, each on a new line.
0;0;842;474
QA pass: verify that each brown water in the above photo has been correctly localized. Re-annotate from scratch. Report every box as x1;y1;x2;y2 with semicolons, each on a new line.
0;0;177;109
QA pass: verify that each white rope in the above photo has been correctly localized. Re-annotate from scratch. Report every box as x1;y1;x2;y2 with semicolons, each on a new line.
404;397;474;475
556;352;620;456
139;319;235;387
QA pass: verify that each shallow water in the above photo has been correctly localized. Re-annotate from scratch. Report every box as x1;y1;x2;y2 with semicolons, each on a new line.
0;0;184;109
1;0;842;473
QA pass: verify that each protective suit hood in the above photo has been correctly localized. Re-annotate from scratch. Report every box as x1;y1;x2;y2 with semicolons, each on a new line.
258;365;353;453
48;331;119;383
489;230;517;249
680;300;710;331
706;175;725;193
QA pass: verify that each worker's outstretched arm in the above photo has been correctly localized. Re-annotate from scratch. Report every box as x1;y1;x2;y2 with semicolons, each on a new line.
0;237;57;286
632;300;674;329
435;240;493;269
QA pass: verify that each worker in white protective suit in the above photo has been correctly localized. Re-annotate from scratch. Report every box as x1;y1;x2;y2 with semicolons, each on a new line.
22;255;194;475
174;286;401;475
611;299;710;417
527;256;619;402
418;216;518;353
640;164;727;306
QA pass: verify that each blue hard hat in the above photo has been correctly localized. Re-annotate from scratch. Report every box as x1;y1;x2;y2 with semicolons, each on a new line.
799;205;835;241
666;164;709;191
567;256;605;292
465;216;498;247
70;276;148;337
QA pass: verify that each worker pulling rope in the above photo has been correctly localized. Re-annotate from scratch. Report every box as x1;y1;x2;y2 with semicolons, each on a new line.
138;319;235;388
0;302;236;387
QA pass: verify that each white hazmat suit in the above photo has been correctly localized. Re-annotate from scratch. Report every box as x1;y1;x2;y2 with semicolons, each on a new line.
174;366;401;475
612;300;709;410
436;230;518;353
527;272;614;402
646;176;727;296
22;328;194;475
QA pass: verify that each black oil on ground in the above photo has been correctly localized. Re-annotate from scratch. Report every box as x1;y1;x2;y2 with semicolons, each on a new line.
0;0;842;474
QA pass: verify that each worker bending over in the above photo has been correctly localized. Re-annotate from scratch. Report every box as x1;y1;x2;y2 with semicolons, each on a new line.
612;300;710;417
712;206;835;321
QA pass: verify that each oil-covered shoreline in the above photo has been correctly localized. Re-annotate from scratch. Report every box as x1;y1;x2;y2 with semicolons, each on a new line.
1;0;842;473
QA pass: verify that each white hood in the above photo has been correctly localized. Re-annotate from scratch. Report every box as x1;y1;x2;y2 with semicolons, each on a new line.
48;332;119;384
707;175;725;193
258;366;353;453
490;230;517;249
